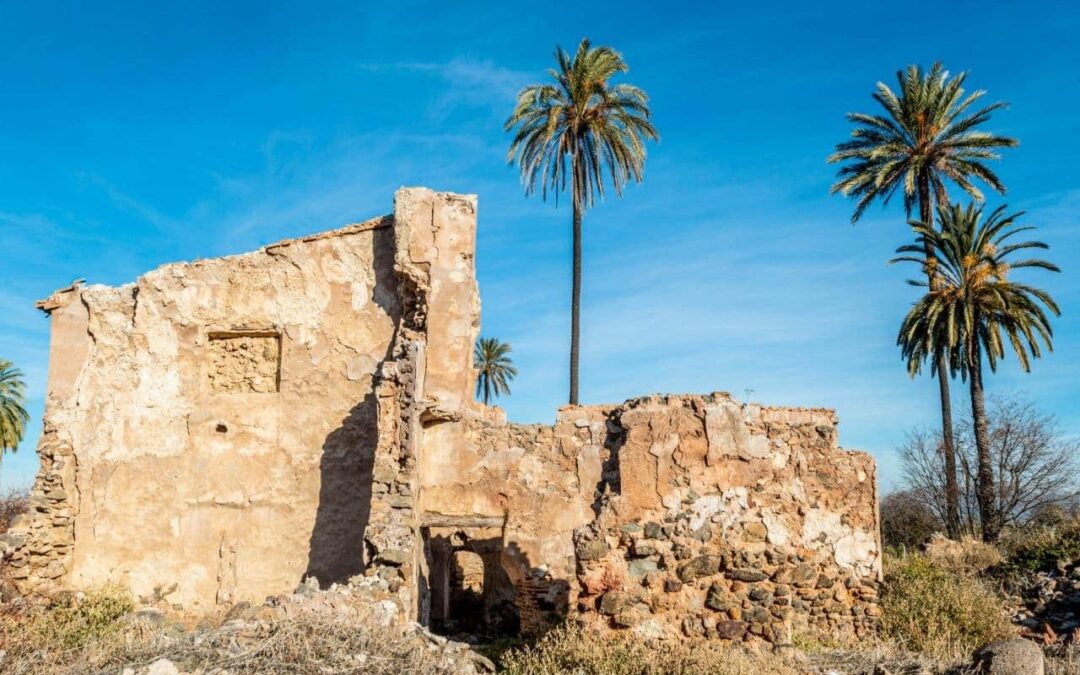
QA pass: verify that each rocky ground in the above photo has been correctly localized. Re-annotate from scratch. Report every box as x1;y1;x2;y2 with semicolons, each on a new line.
1008;560;1080;643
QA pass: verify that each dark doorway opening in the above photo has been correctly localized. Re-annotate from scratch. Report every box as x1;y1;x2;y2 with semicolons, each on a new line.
423;526;520;638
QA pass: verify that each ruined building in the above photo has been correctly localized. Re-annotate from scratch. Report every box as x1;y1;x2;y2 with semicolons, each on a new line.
6;188;882;644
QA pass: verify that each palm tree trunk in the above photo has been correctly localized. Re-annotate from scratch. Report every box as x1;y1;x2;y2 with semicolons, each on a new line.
935;354;960;538
569;195;582;405
968;335;999;541
919;175;960;539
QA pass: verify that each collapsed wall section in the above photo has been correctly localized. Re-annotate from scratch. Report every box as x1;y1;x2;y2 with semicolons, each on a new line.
416;390;881;645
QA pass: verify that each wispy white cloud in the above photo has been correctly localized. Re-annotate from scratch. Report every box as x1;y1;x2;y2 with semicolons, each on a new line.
358;58;533;121
79;173;179;234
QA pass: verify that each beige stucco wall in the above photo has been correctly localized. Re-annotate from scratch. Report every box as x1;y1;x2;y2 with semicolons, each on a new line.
24;215;402;612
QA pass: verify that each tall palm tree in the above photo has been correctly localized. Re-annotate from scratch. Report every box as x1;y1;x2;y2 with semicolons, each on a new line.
828;62;1017;538
475;337;518;406
893;203;1059;541
506;38;658;405
0;359;29;489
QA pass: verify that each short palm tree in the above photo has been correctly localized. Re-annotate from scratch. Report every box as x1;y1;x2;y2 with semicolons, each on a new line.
475;337;518;406
893;203;1059;541
506;38;658;405
828;62;1017;539
0;359;29;488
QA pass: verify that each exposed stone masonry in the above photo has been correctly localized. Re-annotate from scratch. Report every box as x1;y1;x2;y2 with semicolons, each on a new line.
569;396;881;644
206;333;281;393
2;433;76;591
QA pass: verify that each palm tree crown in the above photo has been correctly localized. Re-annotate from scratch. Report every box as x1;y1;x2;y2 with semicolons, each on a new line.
893;203;1059;541
474;337;518;406
505;38;658;208
0;359;29;452
893;203;1060;378
829;62;1017;222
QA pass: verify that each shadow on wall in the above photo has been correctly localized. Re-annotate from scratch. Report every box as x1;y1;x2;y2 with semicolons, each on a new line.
304;226;400;587
304;393;378;586
503;541;571;635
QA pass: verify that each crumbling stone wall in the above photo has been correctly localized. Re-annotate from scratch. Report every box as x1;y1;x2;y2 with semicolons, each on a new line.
8;186;881;647
569;394;881;644
415;393;881;645
359;188;484;617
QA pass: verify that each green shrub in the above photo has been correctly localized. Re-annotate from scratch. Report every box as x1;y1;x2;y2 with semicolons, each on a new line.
31;587;135;650
879;554;1014;660
999;519;1080;577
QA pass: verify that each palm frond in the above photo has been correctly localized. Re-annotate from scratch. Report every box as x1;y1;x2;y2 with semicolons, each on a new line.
0;359;30;452
894;203;1061;378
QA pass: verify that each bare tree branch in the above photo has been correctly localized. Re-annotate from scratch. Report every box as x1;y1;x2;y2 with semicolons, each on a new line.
898;391;1079;533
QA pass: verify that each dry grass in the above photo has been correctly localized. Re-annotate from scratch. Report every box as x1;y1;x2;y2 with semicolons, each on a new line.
878;550;1015;663
923;534;1004;576
0;587;484;675
805;641;963;675
1045;641;1080;675
498;624;800;675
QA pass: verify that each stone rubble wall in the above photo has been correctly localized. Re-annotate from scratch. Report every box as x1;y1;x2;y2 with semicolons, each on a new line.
2;432;76;591
425;392;881;644
568;393;882;644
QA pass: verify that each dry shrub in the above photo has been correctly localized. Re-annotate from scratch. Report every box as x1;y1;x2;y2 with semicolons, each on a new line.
880;489;942;550
923;534;1004;576
0;586;137;673
0;489;29;534
879;553;1015;661
499;624;797;675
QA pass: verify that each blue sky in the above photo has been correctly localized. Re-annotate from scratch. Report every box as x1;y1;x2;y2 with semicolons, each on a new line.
2;1;1078;492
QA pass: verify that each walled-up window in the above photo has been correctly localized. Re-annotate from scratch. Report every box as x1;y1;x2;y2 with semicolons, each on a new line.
206;330;281;393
